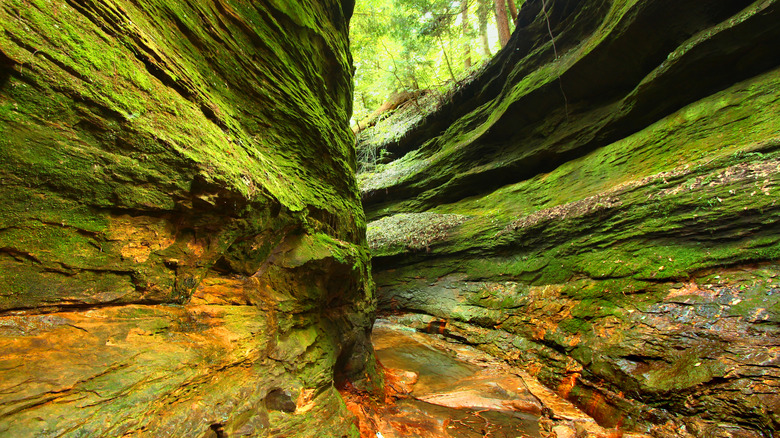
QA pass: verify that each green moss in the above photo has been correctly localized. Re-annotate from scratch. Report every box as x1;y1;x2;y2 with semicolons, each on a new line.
642;349;729;393
0;0;374;435
466;282;530;310
371;93;780;288
364;1;780;433
1;0;362;219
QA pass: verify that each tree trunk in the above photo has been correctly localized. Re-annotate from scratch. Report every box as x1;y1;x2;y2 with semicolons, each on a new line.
477;0;492;57
495;0;511;48
508;0;518;24
438;35;457;83
462;0;472;69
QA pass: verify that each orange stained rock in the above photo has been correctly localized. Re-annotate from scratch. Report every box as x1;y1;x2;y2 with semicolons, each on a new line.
0;303;276;434
586;391;604;417
424;319;447;335
593;317;621;339
339;380;380;438
557;372;580;399
532;325;547;340
190;276;255;305
552;424;577;438
612;415;626;437
383;366;419;398
108;214;176;263
185;238;207;258
665;281;717;300
418;388;540;414
296;388;317;413
356;319;660;438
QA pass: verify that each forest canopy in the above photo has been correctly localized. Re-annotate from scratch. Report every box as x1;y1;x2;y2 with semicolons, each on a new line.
350;0;523;124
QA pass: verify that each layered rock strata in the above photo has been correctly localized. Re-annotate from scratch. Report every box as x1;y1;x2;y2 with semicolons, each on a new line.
0;1;376;436
361;0;780;435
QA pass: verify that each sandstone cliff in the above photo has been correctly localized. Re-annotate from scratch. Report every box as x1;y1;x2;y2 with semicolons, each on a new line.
0;1;376;436
361;0;780;435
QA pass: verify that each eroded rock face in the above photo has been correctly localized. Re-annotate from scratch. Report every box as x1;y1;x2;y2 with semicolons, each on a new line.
0;1;376;436
362;0;780;435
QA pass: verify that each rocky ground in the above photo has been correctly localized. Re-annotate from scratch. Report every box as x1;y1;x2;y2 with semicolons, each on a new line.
344;317;693;438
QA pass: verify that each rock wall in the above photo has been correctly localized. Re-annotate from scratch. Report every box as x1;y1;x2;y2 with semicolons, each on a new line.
362;0;780;435
0;1;377;436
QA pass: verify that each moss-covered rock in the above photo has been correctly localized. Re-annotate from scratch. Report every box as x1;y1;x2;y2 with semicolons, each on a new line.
0;0;376;436
363;0;780;435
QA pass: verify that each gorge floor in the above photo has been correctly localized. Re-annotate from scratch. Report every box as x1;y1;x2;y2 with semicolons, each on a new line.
344;316;652;438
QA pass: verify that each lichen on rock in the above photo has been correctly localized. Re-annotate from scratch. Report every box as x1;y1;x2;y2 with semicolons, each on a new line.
368;212;470;256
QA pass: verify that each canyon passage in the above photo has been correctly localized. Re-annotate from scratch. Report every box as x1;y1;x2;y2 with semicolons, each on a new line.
1;0;779;437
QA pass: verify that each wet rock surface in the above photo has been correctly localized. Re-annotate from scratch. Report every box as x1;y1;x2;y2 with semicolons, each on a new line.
348;318;659;438
360;0;780;435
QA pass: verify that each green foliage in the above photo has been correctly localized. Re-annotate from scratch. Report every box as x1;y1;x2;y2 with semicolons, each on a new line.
350;0;506;121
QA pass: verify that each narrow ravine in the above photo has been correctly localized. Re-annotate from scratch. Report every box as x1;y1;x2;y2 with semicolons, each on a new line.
1;0;778;435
